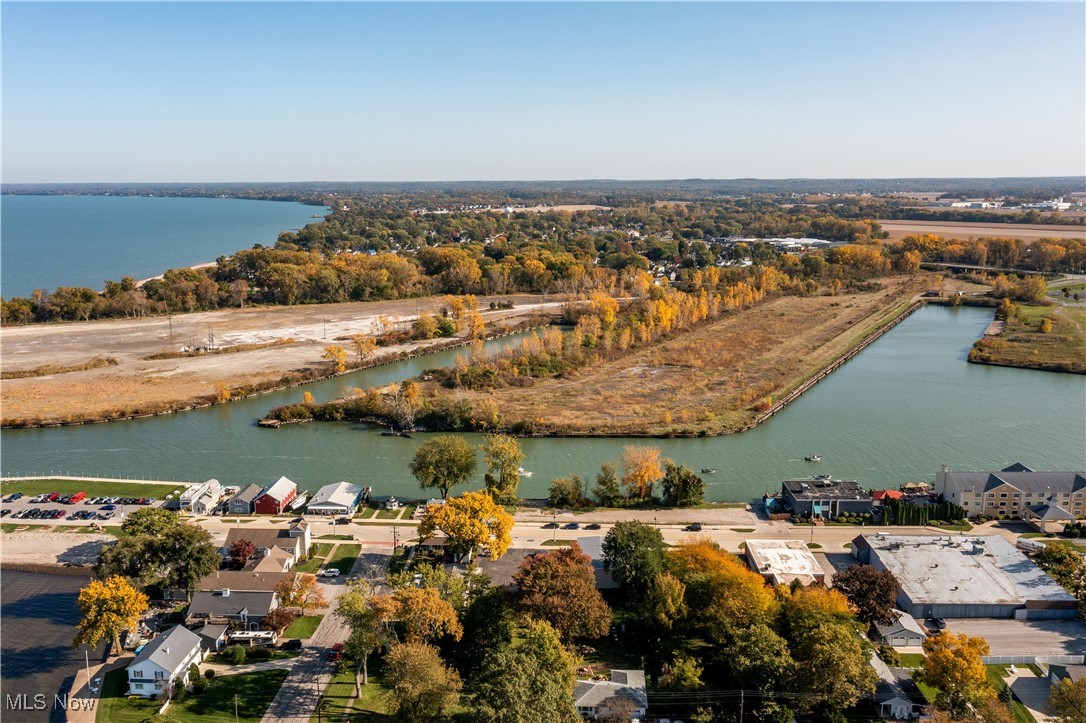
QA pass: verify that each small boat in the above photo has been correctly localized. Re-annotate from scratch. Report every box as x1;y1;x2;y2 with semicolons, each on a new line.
701;468;717;474
804;454;822;462
517;467;533;478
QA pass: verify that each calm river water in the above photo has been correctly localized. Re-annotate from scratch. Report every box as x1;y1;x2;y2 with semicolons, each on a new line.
1;305;1083;500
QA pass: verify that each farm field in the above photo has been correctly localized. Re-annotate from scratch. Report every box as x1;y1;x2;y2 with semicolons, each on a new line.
877;219;1086;242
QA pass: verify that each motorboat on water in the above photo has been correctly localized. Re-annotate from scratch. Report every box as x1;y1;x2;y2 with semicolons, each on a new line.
517;467;533;478
804;454;822;462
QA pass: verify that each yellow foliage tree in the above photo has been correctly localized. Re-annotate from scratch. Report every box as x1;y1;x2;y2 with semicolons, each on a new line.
621;445;664;499
323;345;348;373
918;631;993;717
214;382;231;403
465;309;486;340
418;491;513;561
275;573;328;614
392;587;464;643
73;576;149;651
351;334;377;364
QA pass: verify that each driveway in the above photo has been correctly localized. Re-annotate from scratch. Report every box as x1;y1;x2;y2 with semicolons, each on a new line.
1008;670;1054;723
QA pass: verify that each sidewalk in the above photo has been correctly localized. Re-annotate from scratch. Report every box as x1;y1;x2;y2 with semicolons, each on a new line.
66;655;131;723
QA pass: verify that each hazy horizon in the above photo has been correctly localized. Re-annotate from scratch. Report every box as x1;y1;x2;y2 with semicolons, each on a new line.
4;2;1084;183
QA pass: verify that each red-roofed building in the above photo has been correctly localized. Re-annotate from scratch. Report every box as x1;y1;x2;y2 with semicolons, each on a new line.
872;490;904;502
253;476;298;515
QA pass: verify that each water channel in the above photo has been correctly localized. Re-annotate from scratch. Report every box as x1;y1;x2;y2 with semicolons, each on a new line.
1;305;1083;501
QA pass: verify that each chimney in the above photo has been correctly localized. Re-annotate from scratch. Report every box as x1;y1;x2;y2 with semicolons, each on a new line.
222;588;231;597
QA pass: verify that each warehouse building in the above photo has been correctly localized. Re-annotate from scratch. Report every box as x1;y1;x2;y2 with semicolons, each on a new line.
745;539;826;586
852;534;1077;620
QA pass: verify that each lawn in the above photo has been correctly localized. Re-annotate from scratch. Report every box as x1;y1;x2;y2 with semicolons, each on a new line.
283;615;324;639
1;479;182;499
358;507;377;519
96;668;161;723
541;539;574;546
97;667;288;723
897;653;924;668
730;528;755;533
293;557;325;574
310;542;335;558
375;508;401;520
325;544;362;574
317;534;355;540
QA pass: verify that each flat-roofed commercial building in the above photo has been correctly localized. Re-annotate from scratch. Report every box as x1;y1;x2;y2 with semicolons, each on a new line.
745;539;825;586
852;534;1077;620
781;476;871;520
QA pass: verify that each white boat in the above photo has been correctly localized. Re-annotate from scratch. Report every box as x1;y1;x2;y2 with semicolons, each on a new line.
804;454;822;462
517;467;533;478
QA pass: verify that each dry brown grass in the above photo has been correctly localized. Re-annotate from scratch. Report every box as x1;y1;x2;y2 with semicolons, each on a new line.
443;277;923;436
877;219;1086;242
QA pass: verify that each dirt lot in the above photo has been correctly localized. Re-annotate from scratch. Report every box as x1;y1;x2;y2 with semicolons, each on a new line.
878;219;1086;242
441;276;923;435
0;294;558;425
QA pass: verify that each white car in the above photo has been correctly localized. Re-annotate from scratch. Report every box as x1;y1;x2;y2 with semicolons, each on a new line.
320;568;341;578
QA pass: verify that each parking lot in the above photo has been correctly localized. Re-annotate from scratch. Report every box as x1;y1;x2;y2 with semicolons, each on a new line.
1;491;165;525
946;618;1086;656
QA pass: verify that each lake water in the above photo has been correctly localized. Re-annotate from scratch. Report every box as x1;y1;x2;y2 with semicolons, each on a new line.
0;572;104;723
0;195;327;298
1;305;1083;500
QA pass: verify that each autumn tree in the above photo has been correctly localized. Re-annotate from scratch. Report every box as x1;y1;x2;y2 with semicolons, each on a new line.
513;542;611;642
336;581;398;690
394;380;423;430
261;608;298;634
470;618;580;723
668;540;779;643
832;564;900;625
409;435;477;499
387;562;478;613
73;575;149;651
465;309;486;340
620;445;663;499
228;538;256;570
418;491;514;561
660;462;705;507
918;631;993;717
1049;677;1086;723
393;587;464;643
323;344;348;373
602;521;667;595
275;573;327;613
384;641;462;723
483;433;524;505
412;314;439;340
351;334;377;364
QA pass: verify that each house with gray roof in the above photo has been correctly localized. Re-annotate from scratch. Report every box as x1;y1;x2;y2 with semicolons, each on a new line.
936;463;1086;520
186;589;277;629
871;609;927;647
573;669;648;720
227;484;264;515
126;625;204;697
1023;497;1076;533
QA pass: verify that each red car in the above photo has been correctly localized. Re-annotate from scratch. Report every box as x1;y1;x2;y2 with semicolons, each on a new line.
329;642;344;661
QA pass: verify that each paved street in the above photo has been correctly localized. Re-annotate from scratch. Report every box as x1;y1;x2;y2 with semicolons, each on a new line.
259;548;391;723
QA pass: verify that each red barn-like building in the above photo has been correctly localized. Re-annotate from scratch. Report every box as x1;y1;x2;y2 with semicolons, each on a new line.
253;476;298;515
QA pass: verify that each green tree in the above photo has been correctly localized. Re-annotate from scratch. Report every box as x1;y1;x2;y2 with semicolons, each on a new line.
158;525;222;592
729;623;795;694
482;433;524;505
831;564;900;625
643;572;687;632
549;475;584;509
409;435;478;499
73;576;149;651
660;462;705;507
470;619;580;723
384;641;462;723
592;462;622;506
335;580;397;691
791;623;877;712
1049;677;1086;723
602;521;666;595
513;542;611;642
121;507;181;536
658;652;704;691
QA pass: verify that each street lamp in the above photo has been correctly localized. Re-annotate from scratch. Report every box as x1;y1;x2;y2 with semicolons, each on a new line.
552;511;556;541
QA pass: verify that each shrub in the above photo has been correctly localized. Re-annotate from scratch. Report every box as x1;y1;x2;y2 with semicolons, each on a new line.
192;678;209;695
877;645;901;666
226;644;246;665
204;669;215;680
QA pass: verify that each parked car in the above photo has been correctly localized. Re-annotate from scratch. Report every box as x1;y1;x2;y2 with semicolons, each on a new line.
542;522;559;529
281;639;303;651
931;617;948;630
320;568;341;578
101;504;117;511
684;523;703;532
6;493;24;502
1;509;11;518
585;523;602;530
329;642;344;661
563;522;580;530
336;517;351;525
99;512;115;520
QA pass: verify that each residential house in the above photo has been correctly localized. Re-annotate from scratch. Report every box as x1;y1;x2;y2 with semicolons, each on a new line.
227;484;264;515
242;546;295;573
180;479;221;516
126;625;204;697
196;570;294;593
191;623;229;653
186;589;277;630
573;670;648;720
224;520;311;565
936;463;1086;519
306;482;364;516
870;652;927;720
871;610;928;648
253;476;298;515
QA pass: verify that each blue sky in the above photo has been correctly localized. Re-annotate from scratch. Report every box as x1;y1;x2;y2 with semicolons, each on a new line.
2;2;1083;182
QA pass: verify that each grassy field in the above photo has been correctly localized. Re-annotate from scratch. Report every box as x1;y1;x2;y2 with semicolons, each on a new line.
0;479;183;499
422;277;922;435
97;668;289;722
970;303;1086;373
283;614;324;639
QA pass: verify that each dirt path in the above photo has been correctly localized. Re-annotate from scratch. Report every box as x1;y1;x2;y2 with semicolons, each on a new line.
0;294;556;425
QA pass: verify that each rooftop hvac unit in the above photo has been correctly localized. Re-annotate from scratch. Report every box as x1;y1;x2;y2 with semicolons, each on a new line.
222;588;231;597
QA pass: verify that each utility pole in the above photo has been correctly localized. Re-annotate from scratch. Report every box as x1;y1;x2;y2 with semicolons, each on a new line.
234;693;239;723
323;316;327;340
552;511;556;541
739;689;744;723
167;313;173;341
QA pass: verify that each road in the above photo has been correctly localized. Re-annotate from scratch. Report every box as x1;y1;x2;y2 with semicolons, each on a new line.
259;549;391;723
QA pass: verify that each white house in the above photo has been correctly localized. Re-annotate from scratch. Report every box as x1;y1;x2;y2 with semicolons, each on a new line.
306;482;364;516
573;670;648;720
126;625;204;697
180;479;221;515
